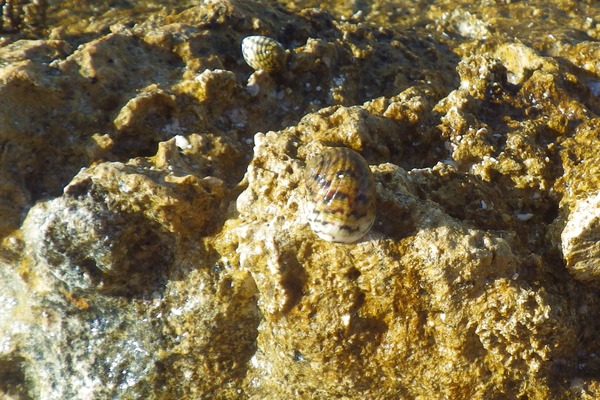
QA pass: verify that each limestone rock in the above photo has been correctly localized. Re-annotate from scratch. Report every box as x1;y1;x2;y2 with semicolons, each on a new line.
231;127;577;399
1;0;600;398
561;193;600;283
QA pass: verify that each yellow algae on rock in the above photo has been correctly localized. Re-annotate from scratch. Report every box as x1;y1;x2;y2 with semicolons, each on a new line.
1;0;600;398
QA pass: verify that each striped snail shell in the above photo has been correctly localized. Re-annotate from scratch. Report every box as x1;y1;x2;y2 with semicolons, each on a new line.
241;35;286;73
304;147;376;243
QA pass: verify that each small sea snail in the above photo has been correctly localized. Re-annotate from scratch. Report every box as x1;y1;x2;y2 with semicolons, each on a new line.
241;35;286;73
304;147;376;243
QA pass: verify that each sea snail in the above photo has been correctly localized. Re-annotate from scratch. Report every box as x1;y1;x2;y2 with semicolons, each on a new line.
304;147;376;243
241;35;286;73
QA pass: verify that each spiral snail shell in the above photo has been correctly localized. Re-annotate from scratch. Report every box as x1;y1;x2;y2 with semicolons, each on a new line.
241;35;286;73
304;147;376;243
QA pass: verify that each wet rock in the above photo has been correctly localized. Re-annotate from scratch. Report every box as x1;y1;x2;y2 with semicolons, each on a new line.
0;262;165;399
20;134;228;295
2;137;235;398
2;0;600;398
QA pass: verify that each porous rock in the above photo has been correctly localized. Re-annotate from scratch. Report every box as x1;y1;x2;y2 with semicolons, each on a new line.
1;0;600;398
230;127;577;399
561;193;600;283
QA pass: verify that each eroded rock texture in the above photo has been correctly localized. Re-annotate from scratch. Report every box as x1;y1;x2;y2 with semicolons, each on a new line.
1;0;600;398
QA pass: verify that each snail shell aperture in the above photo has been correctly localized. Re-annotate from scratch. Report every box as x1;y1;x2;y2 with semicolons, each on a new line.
304;147;376;243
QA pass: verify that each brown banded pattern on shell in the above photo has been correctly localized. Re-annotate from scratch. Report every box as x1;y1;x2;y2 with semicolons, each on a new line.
304;147;376;243
241;35;286;73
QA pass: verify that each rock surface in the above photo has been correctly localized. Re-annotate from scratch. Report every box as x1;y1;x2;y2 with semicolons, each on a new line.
1;0;600;398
